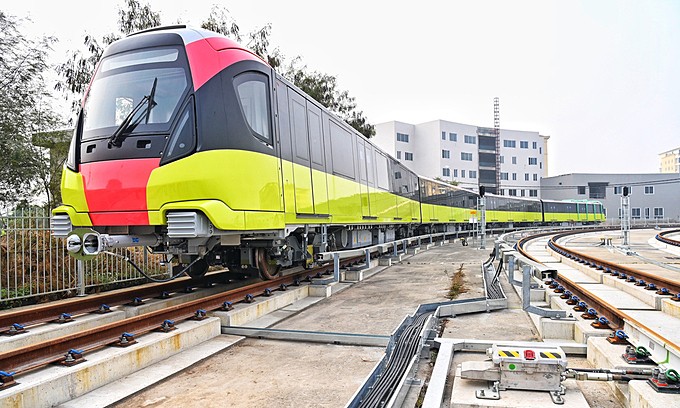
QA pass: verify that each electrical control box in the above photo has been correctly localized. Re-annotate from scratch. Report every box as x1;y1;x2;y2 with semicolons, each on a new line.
490;343;567;392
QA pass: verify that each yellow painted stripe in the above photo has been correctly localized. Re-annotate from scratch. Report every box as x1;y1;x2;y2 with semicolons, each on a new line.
510;351;520;357
498;351;507;357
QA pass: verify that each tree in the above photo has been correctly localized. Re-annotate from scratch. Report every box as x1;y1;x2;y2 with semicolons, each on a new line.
56;0;160;113
0;12;63;209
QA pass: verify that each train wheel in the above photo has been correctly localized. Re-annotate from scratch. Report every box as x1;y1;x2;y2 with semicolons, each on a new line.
186;257;209;279
255;248;281;280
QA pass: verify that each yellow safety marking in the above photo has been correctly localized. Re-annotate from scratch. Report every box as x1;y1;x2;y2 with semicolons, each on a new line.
498;350;520;358
540;352;560;359
509;351;520;357
498;350;507;357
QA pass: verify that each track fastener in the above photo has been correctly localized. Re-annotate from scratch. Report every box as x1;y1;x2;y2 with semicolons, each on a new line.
554;285;565;294
591;316;610;329
635;279;646;287
566;296;579;306
0;371;17;389
220;301;233;311
128;297;144;306
573;301;587;312
622;345;653;365
607;330;629;345
61;349;86;366
626;276;637;283
3;323;27;336
291;278;301;286
617;273;628;280
158;319;176;332
96;304;111;314
244;294;255;303
114;332;137;347
157;291;171;299
263;288;273;297
193;309;208;320
560;290;572;300
279;283;288;291
184;286;195;293
645;283;657;291
53;313;73;324
581;308;598;320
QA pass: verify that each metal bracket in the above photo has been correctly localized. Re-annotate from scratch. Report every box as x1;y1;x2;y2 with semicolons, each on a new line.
476;381;501;400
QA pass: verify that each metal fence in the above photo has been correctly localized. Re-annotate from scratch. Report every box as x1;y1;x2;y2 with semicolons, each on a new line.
1;207;166;304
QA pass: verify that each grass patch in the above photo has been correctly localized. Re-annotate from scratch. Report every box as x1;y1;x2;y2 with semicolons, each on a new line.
447;263;468;299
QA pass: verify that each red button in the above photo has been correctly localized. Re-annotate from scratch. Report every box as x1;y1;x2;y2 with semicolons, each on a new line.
524;350;536;360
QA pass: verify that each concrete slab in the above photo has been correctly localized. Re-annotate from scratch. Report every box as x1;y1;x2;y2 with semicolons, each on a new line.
628;379;680;408
620;310;680;364
661;297;680;319
601;275;664;309
0;310;125;353
554;267;601;284
450;366;590;408
0;317;221;408
211;285;309;326
587;336;646;404
58;335;244;408
587;286;657;311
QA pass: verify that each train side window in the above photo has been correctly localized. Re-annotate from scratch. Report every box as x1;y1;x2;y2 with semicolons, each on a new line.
234;72;271;144
329;120;355;179
308;107;323;166
376;153;389;190
365;145;376;187
291;99;309;161
357;140;367;183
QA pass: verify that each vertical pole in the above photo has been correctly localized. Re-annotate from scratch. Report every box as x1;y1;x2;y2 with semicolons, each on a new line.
77;259;86;297
333;253;340;283
508;255;515;283
621;195;630;247
480;196;486;250
522;265;532;310
393;241;398;256
364;249;371;270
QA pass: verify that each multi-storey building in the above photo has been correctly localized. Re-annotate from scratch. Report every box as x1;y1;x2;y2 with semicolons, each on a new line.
374;120;549;197
541;173;680;223
659;147;680;173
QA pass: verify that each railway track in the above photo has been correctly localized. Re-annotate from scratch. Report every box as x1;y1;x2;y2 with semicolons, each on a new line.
516;229;680;370
656;229;680;247
0;254;369;384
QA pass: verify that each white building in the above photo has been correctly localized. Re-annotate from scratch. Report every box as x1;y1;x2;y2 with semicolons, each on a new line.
374;120;549;197
659;147;680;173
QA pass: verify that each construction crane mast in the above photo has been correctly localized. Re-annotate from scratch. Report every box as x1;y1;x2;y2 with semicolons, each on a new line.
494;97;501;193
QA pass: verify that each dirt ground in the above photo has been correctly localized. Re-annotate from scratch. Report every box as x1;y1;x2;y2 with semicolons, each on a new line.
116;240;485;408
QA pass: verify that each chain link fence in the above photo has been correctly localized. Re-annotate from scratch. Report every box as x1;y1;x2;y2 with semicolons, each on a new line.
1;207;166;305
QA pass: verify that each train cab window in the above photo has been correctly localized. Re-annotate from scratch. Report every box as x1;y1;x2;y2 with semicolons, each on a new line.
234;72;271;144
161;97;196;165
376;153;389;190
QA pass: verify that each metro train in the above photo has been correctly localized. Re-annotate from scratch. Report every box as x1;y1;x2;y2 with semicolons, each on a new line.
51;25;605;280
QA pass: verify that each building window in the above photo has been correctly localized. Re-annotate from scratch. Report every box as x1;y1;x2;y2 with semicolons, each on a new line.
644;207;650;219
577;186;586;195
524;173;529;181
503;140;516;148
520;141;529;149
589;182;607;199
529;189;538;197
508;189;517;196
442;150;450;159
512;156;517;164
644;186;654;195
533;173;537;181
499;155;504;164
512;173;517;181
631;208;641;219
540;162;543;169
532;141;537;149
528;157;537;165
461;152;473;161
396;133;409;142
469;170;477;179
654;207;664;218
461;169;466;178
396;151;401;159
404;152;413;161
442;168;450;177
500;172;508;180
520;189;526;197
449;132;457;141
614;186;622;195
499;189;505;196
453;169;458;177
464;135;476;144
441;131;446;140
539;147;542;154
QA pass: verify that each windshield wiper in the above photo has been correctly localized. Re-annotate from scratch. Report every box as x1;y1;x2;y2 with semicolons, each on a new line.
108;77;158;148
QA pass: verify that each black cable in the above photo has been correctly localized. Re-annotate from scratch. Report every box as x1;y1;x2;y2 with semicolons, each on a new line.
103;250;202;283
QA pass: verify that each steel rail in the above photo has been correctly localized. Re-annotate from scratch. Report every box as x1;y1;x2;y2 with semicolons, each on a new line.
0;271;237;333
547;232;680;294
516;231;680;357
656;229;680;247
0;255;364;376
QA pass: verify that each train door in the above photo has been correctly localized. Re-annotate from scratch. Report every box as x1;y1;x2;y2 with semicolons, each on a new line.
356;138;372;218
307;104;329;215
289;91;314;215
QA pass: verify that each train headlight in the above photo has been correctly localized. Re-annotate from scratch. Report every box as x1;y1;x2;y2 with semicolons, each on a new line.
66;234;82;253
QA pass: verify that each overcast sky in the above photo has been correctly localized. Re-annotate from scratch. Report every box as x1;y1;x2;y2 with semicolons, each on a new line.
6;0;680;176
